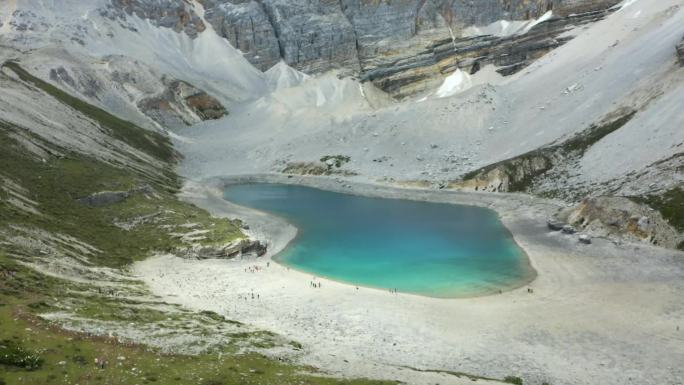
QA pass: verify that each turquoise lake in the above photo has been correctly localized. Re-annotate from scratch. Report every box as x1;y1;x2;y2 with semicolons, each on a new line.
224;184;534;297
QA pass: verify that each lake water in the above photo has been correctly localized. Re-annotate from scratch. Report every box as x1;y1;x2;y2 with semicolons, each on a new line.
224;183;534;297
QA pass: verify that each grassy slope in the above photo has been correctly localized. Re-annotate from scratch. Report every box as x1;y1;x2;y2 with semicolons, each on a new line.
0;63;395;385
0;123;242;268
631;188;684;249
0;255;390;385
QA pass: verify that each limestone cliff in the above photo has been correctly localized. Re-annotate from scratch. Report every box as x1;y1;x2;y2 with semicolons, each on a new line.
200;0;281;71
104;0;207;37
112;0;622;96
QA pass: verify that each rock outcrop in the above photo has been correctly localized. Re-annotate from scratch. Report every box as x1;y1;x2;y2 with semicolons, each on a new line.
179;239;267;259
104;0;206;38
44;56;226;130
677;37;684;66
453;109;635;195
258;0;361;74
454;153;552;193
77;184;156;207
556;196;682;249
200;0;281;71
98;0;623;97
139;79;227;127
77;191;131;207
282;162;356;176
362;8;616;97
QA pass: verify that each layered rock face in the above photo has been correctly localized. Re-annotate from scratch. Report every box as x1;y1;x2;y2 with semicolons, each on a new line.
364;8;615;97
201;0;360;73
201;0;281;71
107;0;621;95
258;0;361;73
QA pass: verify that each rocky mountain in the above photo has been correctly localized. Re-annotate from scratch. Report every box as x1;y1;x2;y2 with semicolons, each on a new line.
1;0;684;384
194;0;617;98
2;0;681;244
2;0;625;99
95;0;624;97
198;0;621;75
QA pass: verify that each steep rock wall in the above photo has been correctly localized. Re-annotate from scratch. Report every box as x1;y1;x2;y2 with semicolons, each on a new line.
109;0;621;90
257;0;361;73
200;0;282;71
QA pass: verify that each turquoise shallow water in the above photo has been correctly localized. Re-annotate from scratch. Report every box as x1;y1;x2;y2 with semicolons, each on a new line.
224;184;534;298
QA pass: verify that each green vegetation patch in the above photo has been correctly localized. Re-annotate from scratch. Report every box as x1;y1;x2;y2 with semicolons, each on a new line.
503;376;524;385
0;339;44;370
560;111;636;156
631;187;684;249
0;254;62;299
460;109;635;193
320;155;351;169
461;151;552;192
634;188;684;232
0;299;395;385
0;126;242;268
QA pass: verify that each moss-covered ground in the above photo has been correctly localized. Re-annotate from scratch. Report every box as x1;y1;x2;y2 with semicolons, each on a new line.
0;295;393;385
631;188;684;249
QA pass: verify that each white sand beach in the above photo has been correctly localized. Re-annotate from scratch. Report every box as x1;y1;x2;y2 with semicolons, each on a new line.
134;175;684;385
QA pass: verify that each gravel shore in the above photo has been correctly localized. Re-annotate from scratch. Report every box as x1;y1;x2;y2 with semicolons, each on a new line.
134;174;684;385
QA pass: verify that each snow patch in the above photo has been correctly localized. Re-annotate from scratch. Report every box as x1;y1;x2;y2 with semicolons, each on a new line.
436;69;472;98
618;0;641;11
521;11;553;34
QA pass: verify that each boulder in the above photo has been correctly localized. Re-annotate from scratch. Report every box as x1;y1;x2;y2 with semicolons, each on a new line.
241;240;268;257
547;220;565;231
77;191;130;207
579;234;592;244
560;196;682;249
180;239;267;259
77;184;156;207
562;225;577;234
